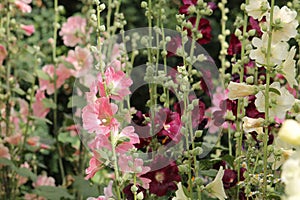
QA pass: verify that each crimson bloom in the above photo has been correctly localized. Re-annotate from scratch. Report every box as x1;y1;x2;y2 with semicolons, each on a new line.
141;159;181;196
179;0;197;14
185;17;212;45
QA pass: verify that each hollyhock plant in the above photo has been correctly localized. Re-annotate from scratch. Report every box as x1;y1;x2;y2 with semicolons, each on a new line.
245;0;270;20
98;65;133;101
82;97;119;135
179;0;197;15
65;46;93;77
205;167;227;200
59;16;90;47
0;44;7;65
85;155;103;180
14;0;32;13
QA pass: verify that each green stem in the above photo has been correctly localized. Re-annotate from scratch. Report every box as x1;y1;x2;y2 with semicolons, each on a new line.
111;132;122;200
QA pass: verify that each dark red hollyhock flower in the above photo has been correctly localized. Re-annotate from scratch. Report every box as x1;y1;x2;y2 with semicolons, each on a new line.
155;108;182;144
132;111;152;150
167;36;182;57
245;96;264;119
123;184;147;200
213;160;227;170
141;159;181;196
213;99;237;126
185;17;212;45
222;169;238;189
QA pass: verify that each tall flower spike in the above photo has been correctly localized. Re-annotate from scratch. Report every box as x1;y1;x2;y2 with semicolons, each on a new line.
205;166;227;200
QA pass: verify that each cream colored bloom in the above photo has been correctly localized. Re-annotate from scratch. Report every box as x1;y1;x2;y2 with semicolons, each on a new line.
227;82;257;100
266;6;298;43
245;0;270;20
278;119;300;146
205;167;227;200
172;182;191;200
281;150;300;198
280;46;298;86
250;33;289;66
255;82;295;120
242;117;264;134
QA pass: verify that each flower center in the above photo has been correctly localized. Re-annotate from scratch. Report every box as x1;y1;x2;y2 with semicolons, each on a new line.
155;172;165;183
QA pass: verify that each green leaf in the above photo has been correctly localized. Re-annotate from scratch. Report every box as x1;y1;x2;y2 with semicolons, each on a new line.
36;69;50;80
14;167;37;181
33;186;74;200
200;169;218;177
0;158;15;167
58;132;79;147
42;98;57;109
17;69;35;83
67;95;86;108
29;115;53;124
269;87;281;96
73;176;99;199
12;87;26;96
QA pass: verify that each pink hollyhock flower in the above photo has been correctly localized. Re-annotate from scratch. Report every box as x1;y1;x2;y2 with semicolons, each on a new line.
98;65;133;101
85;155;102;180
85;80;99;104
82;97;119;135
115;126;140;153
59;16;90;47
0;44;7;65
24;194;46;200
185;17;212;45
0;144;10;160
39;64;71;95
17;162;31;186
4;133;22;145
32;174;55;187
32;89;50;118
15;0;32;13
141;158;181;197
65;46;93;77
20;24;35;36
18;98;29;122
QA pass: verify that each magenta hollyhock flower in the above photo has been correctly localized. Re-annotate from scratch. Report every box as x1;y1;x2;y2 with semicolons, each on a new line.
82;97;119;135
15;0;32;13
185;17;212;45
155;108;182;144
179;0;197;14
65;46;93;77
98;65;133;101
32;89;50;118
39;64;71;95
59;16;90;47
0;44;7;66
141;160;181;196
20;24;35;36
85;155;102;180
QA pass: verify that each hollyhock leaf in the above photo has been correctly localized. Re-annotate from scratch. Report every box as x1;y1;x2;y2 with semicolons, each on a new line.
200;169;218;177
12;87;26;96
17;69;35;83
0;158;15;167
29;116;53;124
42;98;57;109
36;69;50;80
73;176;99;199
68;95;86;108
33;186;74;200
15;167;37;182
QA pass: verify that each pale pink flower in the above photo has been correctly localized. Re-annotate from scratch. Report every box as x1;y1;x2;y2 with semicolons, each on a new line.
0;144;10;159
33;174;55;187
0;44;7;65
27;136;40;147
24;193;46;200
32;89;50;118
17;162;31;185
115;126;140;153
118;154;150;175
98;65;133;101
82;97;119;135
20;24;35;36
59;16;90;47
85;156;102;180
65;46;93;77
4;133;22;145
18;98;29;122
15;0;32;13
39;64;71;95
85;81;98;104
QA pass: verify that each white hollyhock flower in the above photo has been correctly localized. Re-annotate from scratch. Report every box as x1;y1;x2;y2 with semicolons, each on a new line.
245;0;270;20
280;46;298;86
278;119;300;146
172;182;191;200
227;82;257;100
281;150;300;198
266;6;298;43
250;33;289;66
255;82;295;120
242;117;264;134
205;167;227;200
